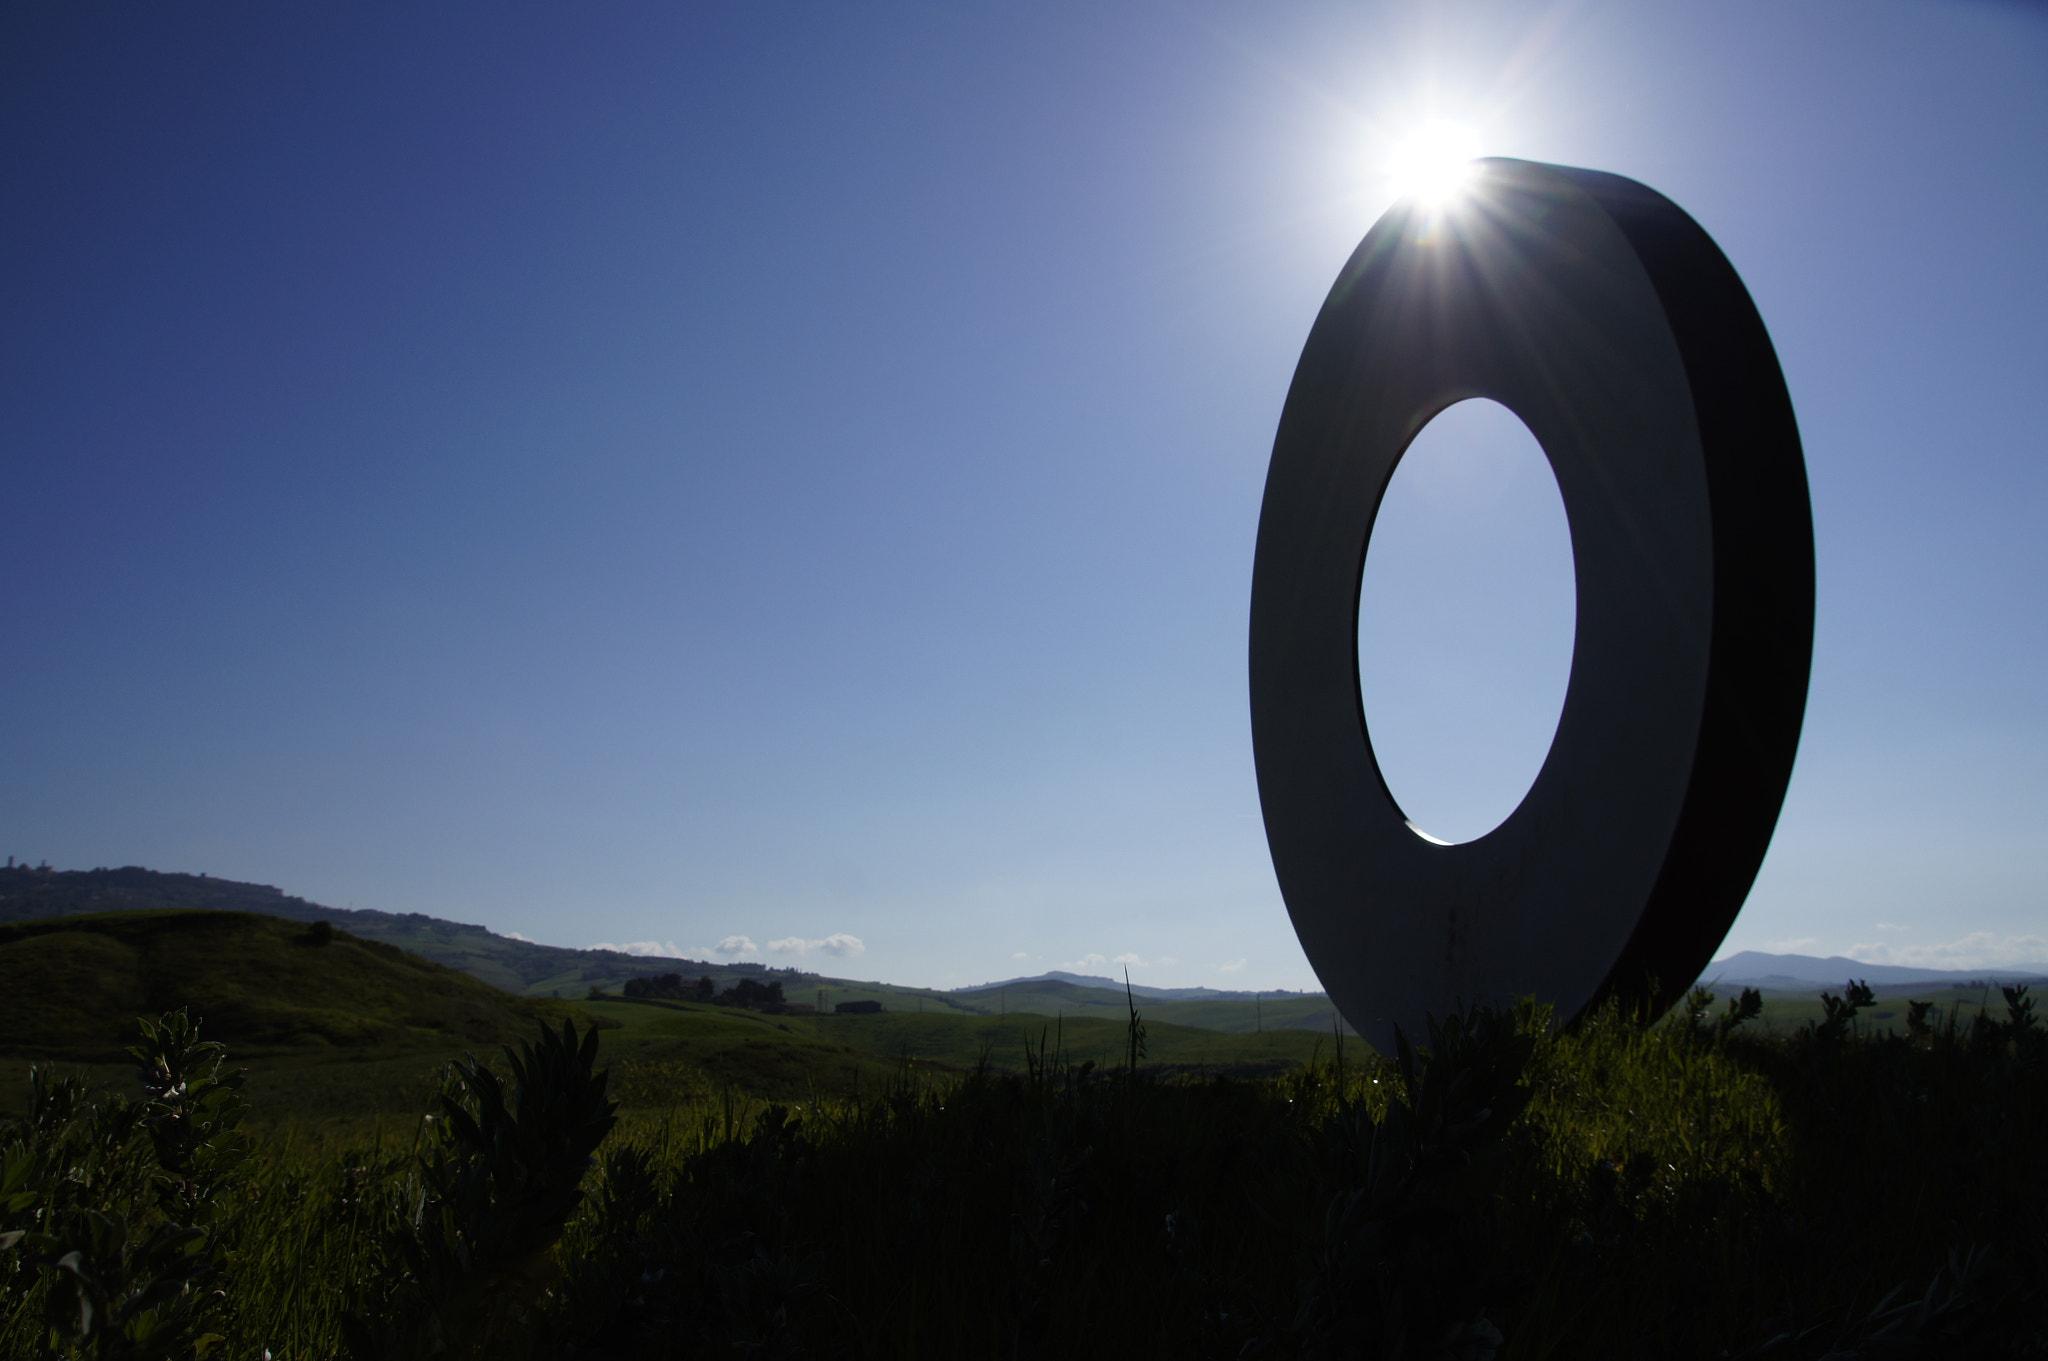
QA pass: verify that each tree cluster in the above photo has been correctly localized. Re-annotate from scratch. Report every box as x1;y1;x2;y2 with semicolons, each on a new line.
622;973;714;1002
622;973;787;1011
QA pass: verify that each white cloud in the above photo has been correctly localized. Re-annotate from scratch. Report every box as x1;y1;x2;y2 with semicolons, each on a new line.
1063;952;1108;971
1111;952;1148;968
1876;923;1908;933
591;940;684;958
1011;952;1030;961
1217;958;1249;973
504;931;534;943
766;933;866;958
1158;957;1179;968
711;935;759;956
1846;932;2048;972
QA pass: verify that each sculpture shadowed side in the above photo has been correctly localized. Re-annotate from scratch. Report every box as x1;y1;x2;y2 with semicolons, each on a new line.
1553;166;1814;1024
1249;158;1812;1049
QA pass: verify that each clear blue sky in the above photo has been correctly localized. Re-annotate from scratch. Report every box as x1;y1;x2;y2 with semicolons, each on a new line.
5;1;2044;989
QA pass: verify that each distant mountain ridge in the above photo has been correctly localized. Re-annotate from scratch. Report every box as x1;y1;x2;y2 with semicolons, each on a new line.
0;865;988;1015
1703;949;2048;989
11;865;2037;1005
969;956;2048;1003
0;865;781;996
956;970;1322;1002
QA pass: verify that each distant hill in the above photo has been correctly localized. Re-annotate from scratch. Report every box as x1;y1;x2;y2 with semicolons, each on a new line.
0;909;592;1062
947;975;1357;1035
0;864;799;997
0;865;986;1014
956;970;1323;1002
34;868;2022;1032
1702;949;2048;990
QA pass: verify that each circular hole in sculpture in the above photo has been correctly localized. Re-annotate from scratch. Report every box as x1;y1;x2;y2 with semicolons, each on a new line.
1356;398;1577;845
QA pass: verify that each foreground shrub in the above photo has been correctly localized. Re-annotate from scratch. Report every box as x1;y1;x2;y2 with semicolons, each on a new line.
340;1021;618;1359
0;1011;249;1358
3;987;2045;1358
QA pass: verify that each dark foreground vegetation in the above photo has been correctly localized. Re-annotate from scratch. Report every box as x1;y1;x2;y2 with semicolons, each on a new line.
3;984;2044;1360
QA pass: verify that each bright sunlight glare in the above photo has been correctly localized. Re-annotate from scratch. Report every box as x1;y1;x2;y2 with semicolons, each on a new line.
1388;120;1482;206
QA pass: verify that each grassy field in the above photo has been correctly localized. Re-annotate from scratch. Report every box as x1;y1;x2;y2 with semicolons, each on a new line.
0;909;603;1122
0;909;594;1060
580;995;1338;1104
0;912;1344;1123
1735;982;2020;1034
3;903;2024;1116
3;904;2017;1122
20;981;1995;1124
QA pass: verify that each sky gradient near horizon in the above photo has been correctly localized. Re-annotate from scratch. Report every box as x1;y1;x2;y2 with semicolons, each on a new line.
4;1;2045;990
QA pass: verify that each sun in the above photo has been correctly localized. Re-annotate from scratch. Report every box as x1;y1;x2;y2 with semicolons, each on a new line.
1387;120;1483;207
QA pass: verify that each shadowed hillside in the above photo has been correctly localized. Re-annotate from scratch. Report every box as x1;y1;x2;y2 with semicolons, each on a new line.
0;909;592;1062
0;865;1010;1014
0;865;989;1012
0;864;767;996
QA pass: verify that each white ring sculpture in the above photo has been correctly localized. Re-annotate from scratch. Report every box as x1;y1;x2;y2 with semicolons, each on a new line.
1249;159;1813;1051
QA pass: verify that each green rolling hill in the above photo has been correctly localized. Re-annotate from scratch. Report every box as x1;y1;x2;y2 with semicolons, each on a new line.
0;906;1346;1123
4;878;2005;1131
18;863;1996;1068
0;909;591;1062
0;864;987;1011
0;865;1345;1028
950;976;1357;1034
0;863;714;996
0;908;613;1121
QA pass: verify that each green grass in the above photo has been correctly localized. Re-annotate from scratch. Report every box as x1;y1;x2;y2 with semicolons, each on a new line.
579;995;1339;1103
0;910;599;1120
0;912;1344;1126
1736;982;2014;1035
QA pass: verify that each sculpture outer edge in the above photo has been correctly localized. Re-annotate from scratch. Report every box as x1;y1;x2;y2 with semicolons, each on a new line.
1557;167;1815;1020
1248;158;1814;1045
